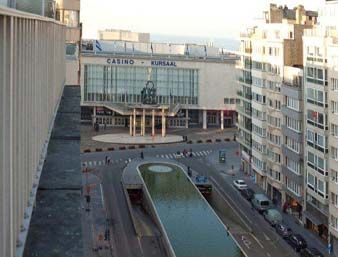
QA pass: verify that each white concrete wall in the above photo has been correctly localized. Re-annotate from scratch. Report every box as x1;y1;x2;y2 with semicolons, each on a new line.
0;6;65;257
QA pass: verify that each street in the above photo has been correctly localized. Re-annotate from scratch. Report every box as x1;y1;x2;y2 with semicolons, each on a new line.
81;141;328;257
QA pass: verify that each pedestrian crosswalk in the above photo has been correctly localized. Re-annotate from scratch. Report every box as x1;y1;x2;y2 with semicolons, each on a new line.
82;150;213;168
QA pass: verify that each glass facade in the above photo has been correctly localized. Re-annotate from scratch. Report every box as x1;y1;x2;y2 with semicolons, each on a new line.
83;64;199;105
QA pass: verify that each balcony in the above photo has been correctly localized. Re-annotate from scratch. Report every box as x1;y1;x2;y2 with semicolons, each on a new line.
236;105;252;117
238;76;252;85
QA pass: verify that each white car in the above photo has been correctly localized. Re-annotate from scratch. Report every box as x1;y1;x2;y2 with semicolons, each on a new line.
233;179;248;190
174;151;184;158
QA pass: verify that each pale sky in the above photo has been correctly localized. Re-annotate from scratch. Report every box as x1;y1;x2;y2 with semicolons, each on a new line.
81;0;323;40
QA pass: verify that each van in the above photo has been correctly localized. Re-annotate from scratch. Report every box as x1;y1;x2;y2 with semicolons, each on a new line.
251;194;272;213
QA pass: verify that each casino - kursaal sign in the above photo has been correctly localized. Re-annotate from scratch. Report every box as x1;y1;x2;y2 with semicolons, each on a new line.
151;60;176;67
106;58;134;65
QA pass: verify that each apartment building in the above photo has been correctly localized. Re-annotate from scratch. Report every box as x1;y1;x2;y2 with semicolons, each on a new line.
55;0;81;85
303;0;338;252
237;4;317;209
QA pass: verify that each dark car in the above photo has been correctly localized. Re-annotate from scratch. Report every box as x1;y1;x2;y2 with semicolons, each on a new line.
300;248;324;257
275;223;292;238
287;234;307;251
240;188;255;200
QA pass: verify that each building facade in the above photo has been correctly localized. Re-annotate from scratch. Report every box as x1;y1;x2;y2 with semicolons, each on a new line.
237;4;317;208
303;0;338;252
81;40;238;134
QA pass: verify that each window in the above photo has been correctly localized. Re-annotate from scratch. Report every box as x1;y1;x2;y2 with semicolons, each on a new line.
307;173;315;189
331;124;338;137
332;78;338;91
286;96;300;111
332;101;338;114
332;147;338;161
306;66;327;85
224;98;229;104
307;88;325;107
286;116;301;132
252;156;266;172
306;129;327;153
267;132;281;146
307;110;327;129
252;124;266;137
331;215;338;230
267;115;281;128
307;151;327;175
286;157;301;175
286;137;300;153
286;178;301;196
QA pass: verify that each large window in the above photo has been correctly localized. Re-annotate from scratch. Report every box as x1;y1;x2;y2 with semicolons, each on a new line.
286;96;300;111
286;157;301;175
306;66;327;85
306;129;327;153
286;116;301;132
286;137;300;153
84;65;199;105
307;151;327;176
307;88;326;107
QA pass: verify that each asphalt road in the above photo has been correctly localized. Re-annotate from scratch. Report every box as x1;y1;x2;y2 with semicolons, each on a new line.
82;142;300;257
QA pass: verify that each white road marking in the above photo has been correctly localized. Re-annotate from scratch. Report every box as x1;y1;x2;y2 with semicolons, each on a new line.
192;152;197;156
252;234;264;249
267;253;271;257
202;151;208;155
93;161;97;166
88;161;92;166
263;232;270;241
161;155;164;158
165;154;170;159
168;154;173;158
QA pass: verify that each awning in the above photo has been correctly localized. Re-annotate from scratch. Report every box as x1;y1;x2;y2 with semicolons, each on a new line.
303;210;327;226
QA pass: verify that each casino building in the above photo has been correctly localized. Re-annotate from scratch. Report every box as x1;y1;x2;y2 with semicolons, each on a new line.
80;39;238;136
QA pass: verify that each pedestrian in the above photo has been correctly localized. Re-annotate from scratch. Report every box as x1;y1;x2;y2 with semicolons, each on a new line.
140;151;144;159
107;158;111;165
105;156;108;164
283;201;288;213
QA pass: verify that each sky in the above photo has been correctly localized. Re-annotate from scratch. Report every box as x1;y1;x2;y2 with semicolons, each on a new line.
81;0;323;40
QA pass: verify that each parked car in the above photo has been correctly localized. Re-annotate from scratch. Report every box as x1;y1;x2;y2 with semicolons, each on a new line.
275;223;292;238
240;188;255;200
287;234;307;252
300;248;324;257
251;194;272;213
233;179;248;190
263;209;282;226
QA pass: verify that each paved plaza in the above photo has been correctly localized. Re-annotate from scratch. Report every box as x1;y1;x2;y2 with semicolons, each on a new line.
92;133;183;145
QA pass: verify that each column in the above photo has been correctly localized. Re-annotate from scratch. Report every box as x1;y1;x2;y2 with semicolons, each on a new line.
93;106;97;125
142;108;146;136
221;110;224;130
203;110;207;130
129;115;133;136
133;108;136;136
152;109;155;136
185;109;189;129
162;108;166;137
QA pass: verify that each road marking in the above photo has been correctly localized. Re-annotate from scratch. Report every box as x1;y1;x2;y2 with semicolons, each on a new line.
88;161;92;166
263;232;270;241
196;152;201;156
165;154;169;159
168;154;173;158
267;253;271;257
192;152;197;156
119;158;122;162
82;162;87;167
161;155;164;158
241;235;251;249
252;234;264;249
99;183;105;209
155;154;159;158
211;178;253;228
202;151;208;155
98;160;102;166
